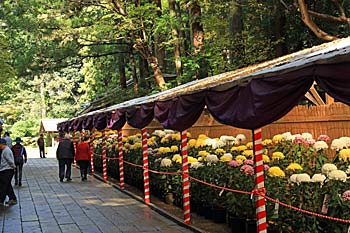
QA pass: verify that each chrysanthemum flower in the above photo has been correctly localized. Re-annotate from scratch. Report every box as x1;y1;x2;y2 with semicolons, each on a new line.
160;158;172;167
262;139;272;146
215;148;226;155
240;164;254;175
170;145;179;152
342;190;350;202
206;154;219;163
246;142;253;149
339;149;350;162
268;166;285;177
228;160;240;167
188;139;197;148
272;134;283;143
263;155;270;163
190;162;204;169
311;174;326;184
271;152;285;161
188;156;198;164
328;170;347;182
286;163;303;172
242;150;254;158
296;173;311;184
318;134;330;142
321;163;337;175
313;141;329;151
172;154;181;161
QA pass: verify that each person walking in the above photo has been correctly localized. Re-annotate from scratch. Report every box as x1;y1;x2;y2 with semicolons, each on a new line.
37;134;45;158
0;138;17;205
56;134;75;182
76;136;91;181
11;137;27;187
4;132;12;148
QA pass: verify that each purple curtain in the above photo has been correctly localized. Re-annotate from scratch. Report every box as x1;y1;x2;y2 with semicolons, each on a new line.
126;103;155;129
315;62;350;105
93;112;110;131
107;110;126;130
82;116;94;130
71;118;83;131
206;67;314;129
154;92;206;131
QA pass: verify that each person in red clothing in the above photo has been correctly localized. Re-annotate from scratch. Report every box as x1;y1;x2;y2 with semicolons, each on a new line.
75;136;91;181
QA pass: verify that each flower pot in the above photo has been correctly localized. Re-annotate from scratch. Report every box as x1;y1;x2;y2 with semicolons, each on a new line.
165;193;175;205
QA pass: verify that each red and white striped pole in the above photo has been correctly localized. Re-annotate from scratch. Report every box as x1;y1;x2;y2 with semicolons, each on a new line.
142;128;150;204
181;130;191;225
102;131;108;181
118;130;125;189
73;131;77;166
90;139;95;174
253;128;267;233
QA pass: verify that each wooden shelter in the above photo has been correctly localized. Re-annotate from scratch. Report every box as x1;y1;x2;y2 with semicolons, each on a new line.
39;118;67;146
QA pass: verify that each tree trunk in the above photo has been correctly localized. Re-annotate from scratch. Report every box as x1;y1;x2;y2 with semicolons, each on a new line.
148;56;166;89
129;45;138;95
119;54;127;89
189;1;204;52
169;0;182;80
139;57;149;88
274;4;288;57
153;0;166;71
40;75;46;118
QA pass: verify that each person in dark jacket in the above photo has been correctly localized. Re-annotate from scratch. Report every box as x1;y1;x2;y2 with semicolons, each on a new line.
11;137;27;186
76;136;91;181
56;134;75;182
37;134;45;158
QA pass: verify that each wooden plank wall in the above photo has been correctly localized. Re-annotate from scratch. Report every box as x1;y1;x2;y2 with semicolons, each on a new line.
122;102;350;141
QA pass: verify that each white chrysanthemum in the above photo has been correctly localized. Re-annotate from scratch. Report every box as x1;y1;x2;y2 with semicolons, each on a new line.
331;139;344;150
290;134;302;142
339;137;350;148
204;138;216;147
282;132;293;141
296;173;311;184
311;174;326;184
220;136;236;145
160;158;172;167
321;163;337;174
346;165;350;174
236;134;246;141
152;130;166;138
212;140;225;149
328;170;347;182
133;137;141;143
206;154;219;163
289;174;299;183
313;141;329;151
223;153;233;160
164;129;174;134
190;162;204;169
302;132;313;140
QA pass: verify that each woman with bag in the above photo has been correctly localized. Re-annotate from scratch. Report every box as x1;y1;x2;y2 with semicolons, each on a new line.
76;136;91;181
11;137;27;186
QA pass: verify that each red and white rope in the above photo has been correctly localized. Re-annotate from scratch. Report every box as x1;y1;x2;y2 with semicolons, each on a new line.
142;128;150;204
181;130;191;225
118;131;125;189
253;128;267;233
102;131;107;181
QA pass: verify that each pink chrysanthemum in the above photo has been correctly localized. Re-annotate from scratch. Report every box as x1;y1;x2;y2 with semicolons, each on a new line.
294;136;305;144
264;165;270;171
342;190;350;202
240;164;254;175
228;160;240;167
318;134;331;142
244;159;254;166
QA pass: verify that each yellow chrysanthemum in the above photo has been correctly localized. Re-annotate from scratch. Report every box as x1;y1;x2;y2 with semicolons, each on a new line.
235;155;247;161
171;145;179;152
94;132;102;138
246;142;253;149
272;152;285;161
268;166;285;177
263;155;270;163
198;134;208;140
220;155;232;162
172;134;181;141
131;142;142;150
215;148;226;155
237;145;247;151
198;157;203;162
172;154;181;161
195;139;206;148
188;156;198;164
159;147;171;154
175;158;182;164
231;146;239;152
286;163;303;172
187;132;192;138
339;149;350;162
188;139;197;147
198;151;209;157
127;135;136;141
161;137;169;143
236;159;244;165
262;139;273;146
122;137;127;142
242;150;254;158
136;133;141;137
272;134;283;143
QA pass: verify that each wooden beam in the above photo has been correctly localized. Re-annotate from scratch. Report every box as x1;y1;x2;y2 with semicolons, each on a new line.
305;91;319;105
326;94;335;105
309;83;325;105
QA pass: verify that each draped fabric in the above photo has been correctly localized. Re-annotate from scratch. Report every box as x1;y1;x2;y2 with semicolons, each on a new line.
154;92;206;131
71;118;83;131
107;110;126;130
125;103;154;129
58;61;350;132
315;62;350;105
93;112;110;131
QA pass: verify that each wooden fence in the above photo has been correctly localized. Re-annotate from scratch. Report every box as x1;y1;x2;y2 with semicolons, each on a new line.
123;102;350;141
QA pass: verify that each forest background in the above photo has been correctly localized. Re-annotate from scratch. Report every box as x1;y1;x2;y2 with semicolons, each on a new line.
0;0;349;138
